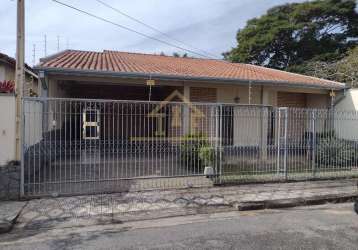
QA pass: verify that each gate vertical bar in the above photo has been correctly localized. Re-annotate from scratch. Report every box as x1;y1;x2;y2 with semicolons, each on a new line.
218;104;223;184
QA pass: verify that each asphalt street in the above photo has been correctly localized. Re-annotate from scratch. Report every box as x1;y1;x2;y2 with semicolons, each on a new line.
0;203;358;250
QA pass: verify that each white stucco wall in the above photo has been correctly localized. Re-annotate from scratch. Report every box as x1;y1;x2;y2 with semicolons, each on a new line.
217;86;264;146
232;106;269;146
335;89;358;111
334;89;358;140
0;94;16;166
46;79;67;133
24;100;43;147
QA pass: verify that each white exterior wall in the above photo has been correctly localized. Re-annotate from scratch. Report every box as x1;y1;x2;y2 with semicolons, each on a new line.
24;100;43;147
47;79;67;133
335;89;358;111
334;89;358;140
216;86;330;147
217;85;266;146
0;94;16;166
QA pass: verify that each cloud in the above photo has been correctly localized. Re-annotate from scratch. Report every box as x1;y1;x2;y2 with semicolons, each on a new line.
0;0;306;65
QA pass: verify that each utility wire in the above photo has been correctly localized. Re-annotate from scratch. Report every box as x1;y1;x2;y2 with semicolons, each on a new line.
95;0;219;59
52;0;217;59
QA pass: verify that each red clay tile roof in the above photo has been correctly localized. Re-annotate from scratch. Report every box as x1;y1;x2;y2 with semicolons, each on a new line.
37;50;345;89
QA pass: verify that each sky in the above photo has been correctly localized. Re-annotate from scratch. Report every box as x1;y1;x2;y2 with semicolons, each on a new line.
0;0;308;65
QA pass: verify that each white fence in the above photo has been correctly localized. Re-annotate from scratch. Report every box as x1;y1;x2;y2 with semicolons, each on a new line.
0;94;16;166
22;97;358;197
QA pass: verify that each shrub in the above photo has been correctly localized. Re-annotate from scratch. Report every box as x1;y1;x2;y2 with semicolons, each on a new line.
303;130;336;144
198;146;216;167
180;134;217;171
315;137;358;169
0;80;15;93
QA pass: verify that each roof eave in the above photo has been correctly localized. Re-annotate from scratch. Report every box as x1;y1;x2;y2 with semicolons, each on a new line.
34;67;346;91
1;56;37;77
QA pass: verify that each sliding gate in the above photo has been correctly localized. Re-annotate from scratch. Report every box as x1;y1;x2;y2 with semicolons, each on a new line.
21;97;222;197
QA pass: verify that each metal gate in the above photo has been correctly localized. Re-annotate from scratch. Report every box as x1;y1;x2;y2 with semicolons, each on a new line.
21;97;358;197
21;97;222;197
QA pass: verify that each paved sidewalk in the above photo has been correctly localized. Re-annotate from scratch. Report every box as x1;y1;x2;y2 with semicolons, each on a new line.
0;202;27;233
13;179;358;230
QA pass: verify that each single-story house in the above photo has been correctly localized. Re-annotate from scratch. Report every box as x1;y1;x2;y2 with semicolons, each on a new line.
20;49;350;196
33;50;345;144
0;52;39;96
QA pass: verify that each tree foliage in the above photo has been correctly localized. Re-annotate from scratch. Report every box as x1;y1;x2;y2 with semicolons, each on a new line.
293;46;358;87
173;52;188;58
225;0;358;70
159;52;189;58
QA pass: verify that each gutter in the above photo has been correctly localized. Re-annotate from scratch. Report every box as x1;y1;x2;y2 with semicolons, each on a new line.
34;67;346;91
25;69;38;79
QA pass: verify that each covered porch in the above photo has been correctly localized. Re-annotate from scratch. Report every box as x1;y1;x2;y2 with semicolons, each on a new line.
24;78;224;196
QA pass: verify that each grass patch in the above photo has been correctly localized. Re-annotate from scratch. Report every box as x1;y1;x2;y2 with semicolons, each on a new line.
219;163;358;183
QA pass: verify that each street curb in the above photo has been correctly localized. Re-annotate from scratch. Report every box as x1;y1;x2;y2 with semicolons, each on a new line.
236;193;358;211
12;193;357;231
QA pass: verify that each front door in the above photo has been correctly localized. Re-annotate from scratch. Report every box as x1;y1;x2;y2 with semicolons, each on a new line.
82;108;100;139
220;106;234;145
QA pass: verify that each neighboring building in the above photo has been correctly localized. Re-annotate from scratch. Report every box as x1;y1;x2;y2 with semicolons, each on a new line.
334;88;358;140
0;52;38;166
0;52;39;96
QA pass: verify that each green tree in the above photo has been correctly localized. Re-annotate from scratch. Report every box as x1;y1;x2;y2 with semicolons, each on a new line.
225;0;358;70
295;46;358;87
336;46;358;87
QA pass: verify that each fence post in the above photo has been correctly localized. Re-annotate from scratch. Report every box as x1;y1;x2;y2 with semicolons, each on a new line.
276;108;281;175
283;108;288;180
218;104;223;184
20;98;25;197
311;110;316;178
276;107;288;178
260;106;268;161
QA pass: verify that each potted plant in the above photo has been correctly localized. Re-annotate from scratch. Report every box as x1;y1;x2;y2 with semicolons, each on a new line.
199;146;216;178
